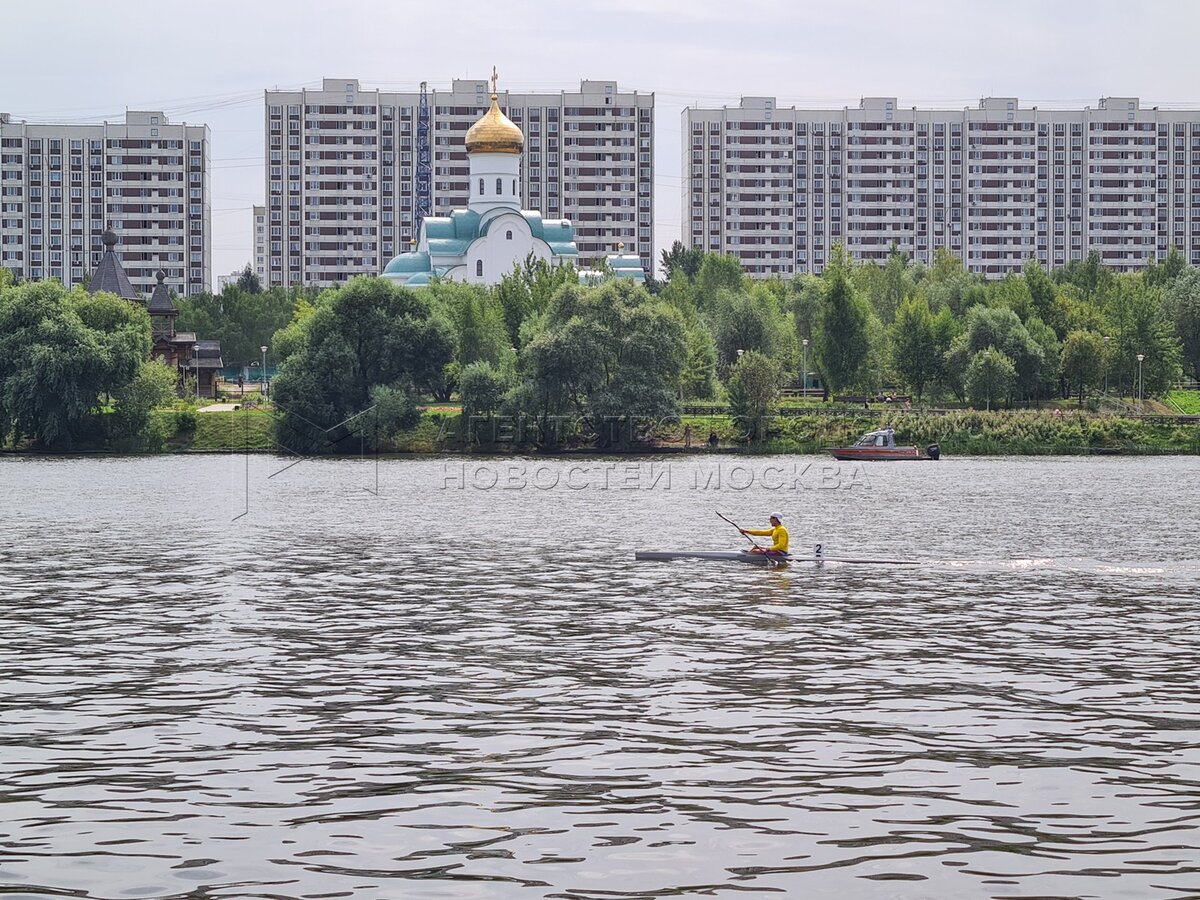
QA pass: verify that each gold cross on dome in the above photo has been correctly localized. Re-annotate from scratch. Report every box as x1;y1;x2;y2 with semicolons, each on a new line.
490;66;499;96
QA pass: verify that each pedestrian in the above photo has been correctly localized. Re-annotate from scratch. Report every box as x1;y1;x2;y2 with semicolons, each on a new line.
684;423;692;448
708;430;718;449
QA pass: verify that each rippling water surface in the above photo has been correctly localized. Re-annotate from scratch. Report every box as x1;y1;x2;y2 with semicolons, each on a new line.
2;454;1199;899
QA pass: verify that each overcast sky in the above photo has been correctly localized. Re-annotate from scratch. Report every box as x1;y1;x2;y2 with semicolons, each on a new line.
4;0;1198;281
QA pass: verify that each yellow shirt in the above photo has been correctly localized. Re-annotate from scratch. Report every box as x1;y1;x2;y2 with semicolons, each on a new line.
745;524;789;553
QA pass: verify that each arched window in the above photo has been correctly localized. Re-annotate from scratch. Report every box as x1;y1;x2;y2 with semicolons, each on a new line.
476;259;483;277
496;177;502;195
506;230;513;240
478;178;484;195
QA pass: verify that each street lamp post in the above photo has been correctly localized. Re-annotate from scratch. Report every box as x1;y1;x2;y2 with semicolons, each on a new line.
802;338;809;394
1136;353;1145;410
261;345;268;396
192;343;200;401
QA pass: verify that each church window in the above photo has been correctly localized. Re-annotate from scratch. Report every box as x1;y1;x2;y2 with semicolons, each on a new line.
512;179;517;195
476;259;483;277
496;177;502;195
506;230;512;240
478;178;484;195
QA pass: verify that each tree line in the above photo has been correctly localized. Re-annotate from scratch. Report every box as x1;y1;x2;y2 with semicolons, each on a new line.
3;241;1198;450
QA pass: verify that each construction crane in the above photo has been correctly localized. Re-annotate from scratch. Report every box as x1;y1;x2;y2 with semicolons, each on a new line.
416;81;432;236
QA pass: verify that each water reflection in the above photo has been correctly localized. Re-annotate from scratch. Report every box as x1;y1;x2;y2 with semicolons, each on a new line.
1;455;1198;898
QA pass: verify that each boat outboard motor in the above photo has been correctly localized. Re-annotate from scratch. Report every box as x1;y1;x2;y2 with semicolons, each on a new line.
926;443;941;460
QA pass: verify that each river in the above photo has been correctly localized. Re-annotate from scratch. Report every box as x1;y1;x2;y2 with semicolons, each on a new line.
1;454;1198;898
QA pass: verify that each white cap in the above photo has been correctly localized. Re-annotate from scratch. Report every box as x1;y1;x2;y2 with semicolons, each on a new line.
770;512;783;521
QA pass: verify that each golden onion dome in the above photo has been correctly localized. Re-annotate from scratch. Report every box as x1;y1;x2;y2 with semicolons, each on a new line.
465;73;524;154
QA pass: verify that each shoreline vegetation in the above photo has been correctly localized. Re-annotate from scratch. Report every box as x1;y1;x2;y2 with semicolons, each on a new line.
3;405;1196;457
4;243;1200;459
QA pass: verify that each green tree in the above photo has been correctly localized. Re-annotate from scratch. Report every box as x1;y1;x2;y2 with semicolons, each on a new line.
430;282;509;367
692;253;745;310
1105;278;1183;396
813;250;871;393
272;277;455;453
236;264;263;295
177;285;298;369
110;359;178;448
514;279;686;447
890;295;940;399
966;347;1017;410
960;305;1045;401
493;255;577;347
1145;245;1187;287
708;288;777;369
1060;330;1107;405
681;326;718;400
270;298;318;365
1163;268;1200;381
727;350;779;442
0;282;150;447
0;266;13;290
660;240;705;282
459;361;507;438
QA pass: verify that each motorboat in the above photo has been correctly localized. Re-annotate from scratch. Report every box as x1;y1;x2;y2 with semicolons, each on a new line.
828;427;940;461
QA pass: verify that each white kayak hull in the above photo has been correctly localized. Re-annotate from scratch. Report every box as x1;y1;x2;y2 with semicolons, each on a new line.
635;550;787;564
635;550;919;566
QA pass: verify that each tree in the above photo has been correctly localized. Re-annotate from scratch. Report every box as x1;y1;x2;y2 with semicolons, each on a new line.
960;305;1044;402
1163;269;1200;381
727;350;779;442
1060;330;1107;405
0;281;150;448
493;254;577;347
708;288;777;369
0;266;13;290
430;282;509;367
813;250;870;393
270;298;318;365
459;361;507;440
1023;259;1063;335
1145;246;1187;287
660;240;705;282
176;286;298;369
692;253;745;309
110;359;178;447
1105;278;1183;396
890;295;940;400
272;277;455;453
681;326;718;400
236;264;263;295
514;279;686;447
966;347;1017;411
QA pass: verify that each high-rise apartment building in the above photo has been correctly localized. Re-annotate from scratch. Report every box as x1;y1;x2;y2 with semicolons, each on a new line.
0;110;211;294
684;96;1200;278
263;78;653;288
252;204;266;283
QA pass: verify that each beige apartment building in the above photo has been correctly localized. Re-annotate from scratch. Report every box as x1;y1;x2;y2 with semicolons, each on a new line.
262;78;653;288
684;96;1200;278
0;111;210;294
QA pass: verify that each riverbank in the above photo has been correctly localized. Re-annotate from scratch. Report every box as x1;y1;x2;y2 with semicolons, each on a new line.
5;406;1197;456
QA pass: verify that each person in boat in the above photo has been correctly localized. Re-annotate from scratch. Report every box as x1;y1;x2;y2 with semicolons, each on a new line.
741;513;789;558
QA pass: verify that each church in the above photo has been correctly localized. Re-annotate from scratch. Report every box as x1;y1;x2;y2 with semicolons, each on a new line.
381;71;644;287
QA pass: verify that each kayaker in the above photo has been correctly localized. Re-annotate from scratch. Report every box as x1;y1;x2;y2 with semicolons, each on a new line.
742;513;789;557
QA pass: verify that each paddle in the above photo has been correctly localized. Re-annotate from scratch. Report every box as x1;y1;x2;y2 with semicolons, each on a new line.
716;512;763;550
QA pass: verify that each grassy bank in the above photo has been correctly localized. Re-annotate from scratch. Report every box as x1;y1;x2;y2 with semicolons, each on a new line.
13;406;1189;456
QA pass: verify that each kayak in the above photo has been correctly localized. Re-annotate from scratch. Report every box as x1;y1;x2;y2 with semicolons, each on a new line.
635;550;788;564
635;550;920;566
